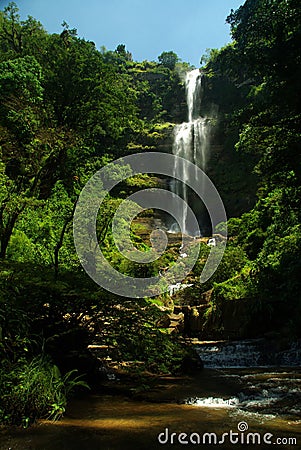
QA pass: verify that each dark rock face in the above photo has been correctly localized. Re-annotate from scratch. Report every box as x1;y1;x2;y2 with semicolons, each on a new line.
149;76;257;226
200;74;258;219
205;136;258;219
180;352;204;373
133;68;258;224
157;312;185;334
45;327;101;383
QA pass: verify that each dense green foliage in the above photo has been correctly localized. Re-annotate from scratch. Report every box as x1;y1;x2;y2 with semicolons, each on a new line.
0;0;300;426
0;2;193;426
0;356;88;425
200;0;301;337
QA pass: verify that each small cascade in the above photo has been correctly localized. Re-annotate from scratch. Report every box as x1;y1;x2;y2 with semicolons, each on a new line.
167;282;193;296
170;69;211;235
185;369;301;417
186;396;240;408
195;339;301;369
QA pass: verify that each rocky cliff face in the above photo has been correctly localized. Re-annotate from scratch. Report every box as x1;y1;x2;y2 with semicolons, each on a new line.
205;131;258;219
127;71;258;234
131;65;187;124
200;74;258;219
126;71;261;341
124;69;258;236
161;73;257;220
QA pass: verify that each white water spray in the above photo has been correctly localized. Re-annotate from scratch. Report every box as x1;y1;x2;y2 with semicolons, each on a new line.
171;69;210;235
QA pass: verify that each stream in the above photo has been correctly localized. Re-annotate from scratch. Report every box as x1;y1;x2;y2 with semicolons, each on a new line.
1;340;300;450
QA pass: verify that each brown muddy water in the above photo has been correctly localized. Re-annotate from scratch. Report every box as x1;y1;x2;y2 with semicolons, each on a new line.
1;368;300;450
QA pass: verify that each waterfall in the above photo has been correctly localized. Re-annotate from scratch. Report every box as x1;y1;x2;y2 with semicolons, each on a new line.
195;339;301;368
186;69;202;122
170;69;210;236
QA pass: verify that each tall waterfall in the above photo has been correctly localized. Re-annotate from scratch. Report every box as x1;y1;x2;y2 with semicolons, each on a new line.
171;69;210;236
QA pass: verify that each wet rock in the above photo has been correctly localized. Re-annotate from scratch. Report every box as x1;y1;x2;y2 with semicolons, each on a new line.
181;353;204;373
157;312;184;333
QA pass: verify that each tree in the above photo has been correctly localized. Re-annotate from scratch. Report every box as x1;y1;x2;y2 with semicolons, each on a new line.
0;55;44;258
158;51;179;70
115;43;132;61
226;0;301;79
0;2;47;59
202;0;301;336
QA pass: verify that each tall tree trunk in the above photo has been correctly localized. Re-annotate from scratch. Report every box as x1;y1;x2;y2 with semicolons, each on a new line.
0;211;21;259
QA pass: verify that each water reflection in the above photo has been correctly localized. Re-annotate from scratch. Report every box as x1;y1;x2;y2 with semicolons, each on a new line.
1;368;300;450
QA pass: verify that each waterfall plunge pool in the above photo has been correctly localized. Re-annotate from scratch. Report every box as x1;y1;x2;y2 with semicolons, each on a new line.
1;365;300;450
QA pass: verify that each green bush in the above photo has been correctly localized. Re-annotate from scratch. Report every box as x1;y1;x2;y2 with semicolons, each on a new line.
0;356;88;426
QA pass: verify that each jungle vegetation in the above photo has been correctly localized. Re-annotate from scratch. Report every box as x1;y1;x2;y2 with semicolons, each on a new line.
0;0;300;425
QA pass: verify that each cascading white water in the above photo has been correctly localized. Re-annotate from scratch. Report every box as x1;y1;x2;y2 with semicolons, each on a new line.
171;69;210;235
186;69;202;122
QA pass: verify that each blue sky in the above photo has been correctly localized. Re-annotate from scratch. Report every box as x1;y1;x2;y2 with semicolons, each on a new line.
1;0;244;66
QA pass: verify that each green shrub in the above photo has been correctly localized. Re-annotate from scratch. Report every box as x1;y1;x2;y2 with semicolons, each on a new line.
0;355;88;426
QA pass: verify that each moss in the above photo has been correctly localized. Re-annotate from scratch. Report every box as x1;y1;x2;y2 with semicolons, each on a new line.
126;142;155;151
124;175;163;192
